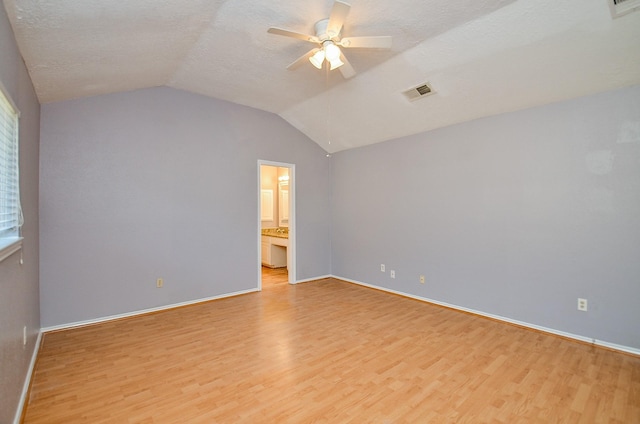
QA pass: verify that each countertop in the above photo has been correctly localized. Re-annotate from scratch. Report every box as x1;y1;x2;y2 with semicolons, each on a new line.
261;228;288;239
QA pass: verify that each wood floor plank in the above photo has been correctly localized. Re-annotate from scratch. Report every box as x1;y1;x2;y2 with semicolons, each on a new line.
23;272;640;423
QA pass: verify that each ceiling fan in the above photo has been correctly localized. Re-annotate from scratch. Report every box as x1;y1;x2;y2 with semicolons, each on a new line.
267;0;392;79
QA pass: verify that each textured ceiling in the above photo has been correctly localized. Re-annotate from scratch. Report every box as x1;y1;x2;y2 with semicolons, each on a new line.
4;0;640;153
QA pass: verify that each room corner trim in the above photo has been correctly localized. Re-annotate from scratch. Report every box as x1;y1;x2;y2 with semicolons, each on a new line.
14;330;43;424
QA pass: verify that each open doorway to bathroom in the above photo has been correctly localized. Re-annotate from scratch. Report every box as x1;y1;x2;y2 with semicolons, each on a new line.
258;161;295;289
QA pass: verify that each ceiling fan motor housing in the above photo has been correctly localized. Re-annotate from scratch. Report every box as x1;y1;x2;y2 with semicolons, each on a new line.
314;19;338;41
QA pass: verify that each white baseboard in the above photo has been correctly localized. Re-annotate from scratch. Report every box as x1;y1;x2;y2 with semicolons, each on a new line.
14;330;42;424
41;275;337;332
296;274;331;284
332;275;640;357
41;288;259;333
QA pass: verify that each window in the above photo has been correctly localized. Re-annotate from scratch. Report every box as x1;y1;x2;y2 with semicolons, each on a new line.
0;83;22;259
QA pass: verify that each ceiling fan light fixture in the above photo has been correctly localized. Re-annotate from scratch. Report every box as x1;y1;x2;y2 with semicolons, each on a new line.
329;56;344;70
324;42;341;61
309;49;325;69
269;0;392;78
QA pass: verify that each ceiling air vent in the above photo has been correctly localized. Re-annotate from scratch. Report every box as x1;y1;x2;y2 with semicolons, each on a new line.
402;82;434;102
609;0;640;18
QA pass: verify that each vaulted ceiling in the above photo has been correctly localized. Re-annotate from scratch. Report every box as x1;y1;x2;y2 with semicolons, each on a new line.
4;0;640;153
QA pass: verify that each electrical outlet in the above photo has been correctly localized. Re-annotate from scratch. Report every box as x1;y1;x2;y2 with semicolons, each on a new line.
577;298;588;311
420;275;425;284
390;270;395;278
380;264;385;272
156;278;164;288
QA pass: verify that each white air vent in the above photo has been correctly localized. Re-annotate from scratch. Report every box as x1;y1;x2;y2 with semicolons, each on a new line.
609;0;640;18
402;82;434;102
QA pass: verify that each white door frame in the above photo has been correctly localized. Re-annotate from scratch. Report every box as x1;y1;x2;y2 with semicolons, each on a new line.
257;160;296;289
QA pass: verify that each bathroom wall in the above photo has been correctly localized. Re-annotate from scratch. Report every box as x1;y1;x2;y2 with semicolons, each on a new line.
260;165;278;228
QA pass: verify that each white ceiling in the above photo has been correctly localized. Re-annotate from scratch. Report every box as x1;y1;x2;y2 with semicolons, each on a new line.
4;0;640;153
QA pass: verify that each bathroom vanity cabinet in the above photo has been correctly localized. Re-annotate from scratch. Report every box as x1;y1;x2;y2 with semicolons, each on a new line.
261;235;288;268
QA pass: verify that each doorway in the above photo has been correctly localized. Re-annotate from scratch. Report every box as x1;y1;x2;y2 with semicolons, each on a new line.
258;161;295;289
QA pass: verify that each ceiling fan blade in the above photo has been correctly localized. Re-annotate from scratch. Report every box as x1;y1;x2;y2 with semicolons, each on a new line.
268;27;320;43
287;48;321;70
339;36;392;49
338;52;356;79
327;0;351;38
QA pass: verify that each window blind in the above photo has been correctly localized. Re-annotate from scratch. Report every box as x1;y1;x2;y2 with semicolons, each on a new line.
0;87;20;239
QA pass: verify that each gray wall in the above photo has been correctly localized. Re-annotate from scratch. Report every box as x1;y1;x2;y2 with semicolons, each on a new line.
0;4;41;423
331;86;640;349
40;87;331;327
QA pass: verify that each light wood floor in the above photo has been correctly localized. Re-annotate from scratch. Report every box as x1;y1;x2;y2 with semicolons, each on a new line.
261;266;289;287
23;272;640;423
